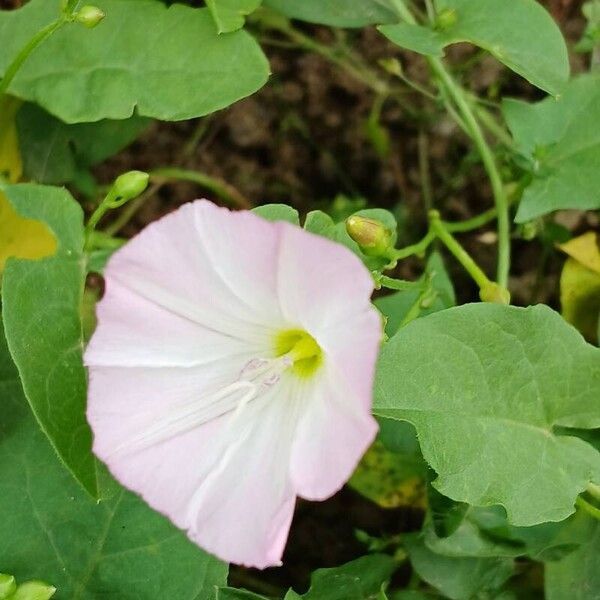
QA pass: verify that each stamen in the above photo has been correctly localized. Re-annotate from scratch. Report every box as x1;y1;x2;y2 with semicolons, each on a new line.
111;355;294;457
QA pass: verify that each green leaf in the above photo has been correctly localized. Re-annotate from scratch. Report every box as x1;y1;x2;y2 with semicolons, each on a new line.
378;22;444;57
298;555;396;600
207;0;262;33
262;0;398;27
545;514;600;600
379;0;569;95
404;534;514;600
216;590;268;600
17;103;149;185
375;252;455;337
252;203;300;224
0;318;227;599
503;74;600;222
218;555;395;600
0;184;96;496
425;506;581;561
0;0;269;123
304;208;397;271
374;304;600;526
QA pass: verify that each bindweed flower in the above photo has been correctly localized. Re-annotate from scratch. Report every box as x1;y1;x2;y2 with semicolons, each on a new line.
85;200;381;568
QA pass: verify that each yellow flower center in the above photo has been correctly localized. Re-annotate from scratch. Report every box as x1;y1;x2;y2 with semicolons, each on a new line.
274;329;323;378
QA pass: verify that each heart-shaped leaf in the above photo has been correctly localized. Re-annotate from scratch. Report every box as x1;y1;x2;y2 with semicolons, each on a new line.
503;74;600;222
1;184;95;496
379;0;569;95
0;0;269;123
374;303;600;526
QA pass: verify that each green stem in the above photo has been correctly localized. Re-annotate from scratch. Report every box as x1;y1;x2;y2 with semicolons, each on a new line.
588;483;600;503
150;167;251;209
377;275;421;291
87;231;126;250
391;230;436;260
576;496;600;521
390;0;510;287
103;181;163;237
429;210;491;289
0;18;66;100
473;103;514;147
264;17;388;94
445;206;499;233
428;60;510;287
85;188;119;247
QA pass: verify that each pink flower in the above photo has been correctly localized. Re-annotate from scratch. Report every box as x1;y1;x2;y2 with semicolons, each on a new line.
85;200;381;568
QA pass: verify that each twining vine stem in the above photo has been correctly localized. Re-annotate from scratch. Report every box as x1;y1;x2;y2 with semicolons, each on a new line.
390;0;511;289
0;19;65;99
428;210;491;289
0;0;84;101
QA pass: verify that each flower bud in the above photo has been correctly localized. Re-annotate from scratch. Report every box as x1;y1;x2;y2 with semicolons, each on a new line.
75;5;106;29
435;8;458;30
0;574;17;600
111;171;150;205
346;215;393;258
479;282;511;305
378;57;403;77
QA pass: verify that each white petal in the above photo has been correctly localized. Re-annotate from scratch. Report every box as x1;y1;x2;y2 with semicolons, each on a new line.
276;224;375;334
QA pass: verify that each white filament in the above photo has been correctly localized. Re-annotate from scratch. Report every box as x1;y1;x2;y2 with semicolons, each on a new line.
111;354;293;457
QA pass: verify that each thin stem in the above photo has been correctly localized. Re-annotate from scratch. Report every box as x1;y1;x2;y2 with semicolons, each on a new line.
429;210;491;289
87;231;126;250
150;167;252;209
576;496;600;521
588;483;600;502
391;230;436;260
265;18;388;94
393;71;438;100
103;181;164;237
377;275;421;291
0;18;66;99
85;188;120;246
474;104;514;148
389;0;510;287
445;206;498;233
428;60;510;287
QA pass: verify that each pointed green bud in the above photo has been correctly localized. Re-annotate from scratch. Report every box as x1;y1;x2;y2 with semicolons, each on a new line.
435;8;457;31
378;57;403;77
479;282;511;305
0;574;17;600
110;171;150;206
346;215;393;258
75;5;106;29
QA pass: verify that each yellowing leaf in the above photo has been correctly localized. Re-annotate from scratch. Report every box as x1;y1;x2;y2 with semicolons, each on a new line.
349;441;427;509
0;97;23;183
0;192;57;273
559;232;600;274
559;232;600;341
